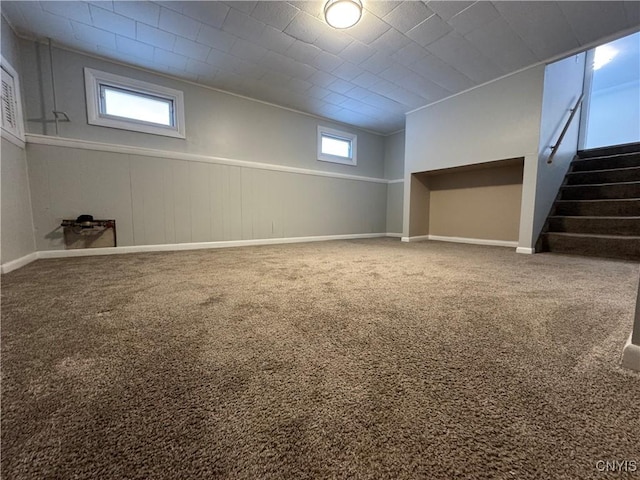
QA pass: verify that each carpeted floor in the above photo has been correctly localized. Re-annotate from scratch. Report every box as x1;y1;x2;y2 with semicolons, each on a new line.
1;238;639;479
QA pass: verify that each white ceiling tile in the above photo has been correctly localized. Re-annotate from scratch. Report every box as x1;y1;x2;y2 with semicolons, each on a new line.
392;42;428;67
426;1;474;21
287;76;313;93
257;25;295;54
344;86;371;101
398;74;450;101
378;63;415;85
71;21;116;49
224;1;257;15
174;36;211;62
186;58;218;77
314;30;353;55
406;14;452;47
340;41;376;65
332;62;365;81
310;51;344;71
383;2;434;33
180;1;230;29
154;2;184;14
351;71;380;88
196;24;236;52
281;59;318;80
324;91;349;105
346;10;391;44
113;1;160;27
285;39;322;63
448;2;500;36
306;85;332;99
364;1;402;19
493;2;580;60
136;22;176;51
89;2;113;12
250;1;298;30
465;17;538;72
9;3;74;41
261;69;292;85
284;11;326;43
558;2;631;45
158;7;201;41
426;32;504;83
89;5;136;38
228;57;266;80
115;35;154;60
230;38;269;64
359;51;395;74
369;28;412;54
327;78;355;94
287;1;322;20
406;53;474;93
206;47;236;69
153;47;188;70
309;70;339;88
42;1;92;24
222;8;266;43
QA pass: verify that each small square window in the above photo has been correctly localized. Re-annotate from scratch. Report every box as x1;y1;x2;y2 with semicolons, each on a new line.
85;68;185;138
317;126;357;166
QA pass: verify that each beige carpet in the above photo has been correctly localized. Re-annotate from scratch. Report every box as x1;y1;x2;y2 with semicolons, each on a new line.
2;238;639;479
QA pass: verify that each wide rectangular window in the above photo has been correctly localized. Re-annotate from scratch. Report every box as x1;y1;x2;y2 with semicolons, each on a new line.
84;68;185;138
317;126;357;166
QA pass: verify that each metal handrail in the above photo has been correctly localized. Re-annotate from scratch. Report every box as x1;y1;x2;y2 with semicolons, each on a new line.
547;92;584;164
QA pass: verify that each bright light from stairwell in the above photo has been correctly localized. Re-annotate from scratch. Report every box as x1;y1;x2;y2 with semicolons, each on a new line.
593;45;618;70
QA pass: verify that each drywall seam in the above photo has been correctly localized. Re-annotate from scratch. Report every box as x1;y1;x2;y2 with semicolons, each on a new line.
25;134;393;185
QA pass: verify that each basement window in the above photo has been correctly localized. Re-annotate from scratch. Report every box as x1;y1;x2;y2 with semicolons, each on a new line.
317;126;357;166
84;68;185;138
1;56;25;145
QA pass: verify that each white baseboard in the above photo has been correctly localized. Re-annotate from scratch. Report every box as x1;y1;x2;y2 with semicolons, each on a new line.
401;235;429;242
622;334;640;372
35;233;389;260
427;235;518;248
385;233;403;238
516;247;535;255
1;252;38;274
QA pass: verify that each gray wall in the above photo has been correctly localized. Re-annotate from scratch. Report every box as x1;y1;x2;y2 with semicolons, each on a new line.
404;66;546;248
533;53;585;246
19;41;385;178
1;16;36;266
27;144;386;251
384;130;404;234
1;139;36;263
16;41;390;251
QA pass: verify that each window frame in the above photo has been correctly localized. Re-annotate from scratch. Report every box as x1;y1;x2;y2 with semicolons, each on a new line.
317;125;357;166
84;67;186;139
1;55;25;145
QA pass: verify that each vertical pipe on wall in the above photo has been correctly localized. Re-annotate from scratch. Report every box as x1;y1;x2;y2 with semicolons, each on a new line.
48;38;59;136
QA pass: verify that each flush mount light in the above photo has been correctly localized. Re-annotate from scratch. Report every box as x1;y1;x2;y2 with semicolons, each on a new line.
324;0;363;29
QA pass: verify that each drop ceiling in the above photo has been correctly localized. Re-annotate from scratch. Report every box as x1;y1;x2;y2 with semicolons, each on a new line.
2;1;639;134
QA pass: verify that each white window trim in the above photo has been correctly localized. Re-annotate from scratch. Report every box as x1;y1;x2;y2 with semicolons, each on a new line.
1;55;25;147
317;125;357;166
84;67;186;139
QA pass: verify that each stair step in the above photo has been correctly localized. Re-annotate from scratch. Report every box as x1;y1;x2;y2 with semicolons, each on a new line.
548;216;640;235
571;152;640;172
540;232;640;261
560;181;640;200
554;199;640;216
566;166;640;185
578;142;640;158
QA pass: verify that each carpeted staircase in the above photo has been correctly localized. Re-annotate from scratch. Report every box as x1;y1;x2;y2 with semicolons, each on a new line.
538;143;640;261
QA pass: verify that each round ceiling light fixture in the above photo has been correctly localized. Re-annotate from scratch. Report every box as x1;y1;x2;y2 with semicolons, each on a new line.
324;0;363;29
